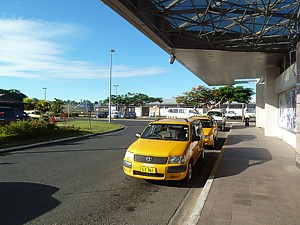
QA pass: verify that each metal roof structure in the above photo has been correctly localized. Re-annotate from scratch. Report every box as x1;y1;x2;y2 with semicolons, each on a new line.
101;0;300;85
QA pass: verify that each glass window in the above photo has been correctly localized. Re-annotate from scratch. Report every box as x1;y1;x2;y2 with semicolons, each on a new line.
208;111;222;117
200;119;212;128
141;124;189;141
279;89;296;133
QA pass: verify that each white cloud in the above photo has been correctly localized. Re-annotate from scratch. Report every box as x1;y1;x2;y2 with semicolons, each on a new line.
0;18;167;80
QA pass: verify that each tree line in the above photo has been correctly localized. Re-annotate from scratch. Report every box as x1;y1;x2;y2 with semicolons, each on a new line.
1;85;254;113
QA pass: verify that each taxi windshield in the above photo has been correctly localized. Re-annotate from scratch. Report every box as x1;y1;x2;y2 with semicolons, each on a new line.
141;124;189;141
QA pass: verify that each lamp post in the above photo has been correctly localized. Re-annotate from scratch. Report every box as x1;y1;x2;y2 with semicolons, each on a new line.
113;84;119;95
43;87;47;100
108;49;115;123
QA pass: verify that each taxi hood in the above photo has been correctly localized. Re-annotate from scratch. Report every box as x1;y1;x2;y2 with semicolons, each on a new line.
128;138;190;156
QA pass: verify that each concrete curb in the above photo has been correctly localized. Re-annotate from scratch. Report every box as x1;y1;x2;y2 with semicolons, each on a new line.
0;126;125;153
168;127;231;225
186;128;231;224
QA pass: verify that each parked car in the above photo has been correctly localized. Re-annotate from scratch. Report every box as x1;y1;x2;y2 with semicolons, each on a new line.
123;118;205;182
207;110;226;130
194;115;218;149
24;110;49;121
107;110;122;119
124;111;136;119
225;111;237;119
96;111;109;118
0;107;29;125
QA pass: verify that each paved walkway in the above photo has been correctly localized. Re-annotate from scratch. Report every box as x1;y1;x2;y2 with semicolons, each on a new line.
197;124;300;225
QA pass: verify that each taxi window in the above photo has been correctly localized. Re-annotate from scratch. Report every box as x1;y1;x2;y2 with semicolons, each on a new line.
200;119;212;128
194;122;202;136
141;124;189;141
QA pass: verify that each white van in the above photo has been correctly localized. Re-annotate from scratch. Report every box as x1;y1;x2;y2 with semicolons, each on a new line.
166;108;199;118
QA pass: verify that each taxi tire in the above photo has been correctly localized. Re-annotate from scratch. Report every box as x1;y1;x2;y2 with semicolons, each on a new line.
183;161;193;182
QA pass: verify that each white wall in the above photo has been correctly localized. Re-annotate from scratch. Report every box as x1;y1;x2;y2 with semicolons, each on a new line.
278;127;296;148
135;107;142;117
264;67;280;137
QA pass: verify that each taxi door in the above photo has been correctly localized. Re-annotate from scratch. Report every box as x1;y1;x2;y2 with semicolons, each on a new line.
211;118;218;139
191;121;204;164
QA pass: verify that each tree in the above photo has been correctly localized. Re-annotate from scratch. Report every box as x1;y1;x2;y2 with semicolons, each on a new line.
35;100;51;112
51;98;64;114
175;85;254;110
103;92;163;113
23;98;38;110
0;89;27;101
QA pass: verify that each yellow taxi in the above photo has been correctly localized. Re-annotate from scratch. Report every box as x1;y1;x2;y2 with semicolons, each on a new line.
123;118;205;182
193;115;218;149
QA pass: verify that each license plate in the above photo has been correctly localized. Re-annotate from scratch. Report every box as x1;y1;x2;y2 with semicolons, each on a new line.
140;166;156;173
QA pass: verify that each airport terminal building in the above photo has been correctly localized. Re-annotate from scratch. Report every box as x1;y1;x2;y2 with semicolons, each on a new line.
101;1;300;167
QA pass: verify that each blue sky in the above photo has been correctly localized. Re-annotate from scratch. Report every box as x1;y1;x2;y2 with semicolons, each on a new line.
1;0;255;103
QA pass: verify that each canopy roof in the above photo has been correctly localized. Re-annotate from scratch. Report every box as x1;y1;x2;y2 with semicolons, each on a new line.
102;0;300;85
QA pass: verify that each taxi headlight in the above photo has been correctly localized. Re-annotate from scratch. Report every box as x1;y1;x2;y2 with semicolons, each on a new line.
170;156;186;164
124;151;134;160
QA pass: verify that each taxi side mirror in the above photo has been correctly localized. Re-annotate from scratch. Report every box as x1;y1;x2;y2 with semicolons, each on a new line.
135;133;141;138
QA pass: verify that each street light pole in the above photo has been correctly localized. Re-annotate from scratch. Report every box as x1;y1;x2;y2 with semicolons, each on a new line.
113;84;119;95
43;87;47;100
108;49;115;123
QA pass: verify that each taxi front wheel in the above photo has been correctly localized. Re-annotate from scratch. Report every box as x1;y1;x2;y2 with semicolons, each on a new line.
183;161;193;182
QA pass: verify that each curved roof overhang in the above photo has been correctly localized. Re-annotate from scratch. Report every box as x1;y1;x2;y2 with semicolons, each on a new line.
101;0;300;85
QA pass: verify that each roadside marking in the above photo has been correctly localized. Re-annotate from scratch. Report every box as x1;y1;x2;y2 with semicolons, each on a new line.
187;176;214;224
184;128;231;225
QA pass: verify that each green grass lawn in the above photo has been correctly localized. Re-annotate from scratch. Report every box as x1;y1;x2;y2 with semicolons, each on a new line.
57;119;123;134
0;120;123;149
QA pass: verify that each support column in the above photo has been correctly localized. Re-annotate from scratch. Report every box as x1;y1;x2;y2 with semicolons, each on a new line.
296;43;300;168
264;67;280;136
256;83;265;128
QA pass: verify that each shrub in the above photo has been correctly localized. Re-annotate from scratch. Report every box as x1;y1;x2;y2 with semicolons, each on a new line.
0;120;80;145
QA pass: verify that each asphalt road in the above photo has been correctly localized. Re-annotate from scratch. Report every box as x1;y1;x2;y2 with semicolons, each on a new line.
0;119;229;225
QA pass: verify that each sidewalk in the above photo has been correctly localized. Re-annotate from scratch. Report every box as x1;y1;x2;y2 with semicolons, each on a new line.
197;124;300;225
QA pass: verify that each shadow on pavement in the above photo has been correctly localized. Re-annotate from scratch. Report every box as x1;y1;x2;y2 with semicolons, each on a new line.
224;134;257;145
0;182;60;225
216;147;272;178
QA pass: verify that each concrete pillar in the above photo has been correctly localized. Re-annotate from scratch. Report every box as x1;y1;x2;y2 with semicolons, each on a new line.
264;67;280;136
256;83;265;128
296;43;300;168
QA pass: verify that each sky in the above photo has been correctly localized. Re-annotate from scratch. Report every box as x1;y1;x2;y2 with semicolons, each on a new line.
0;0;256;103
